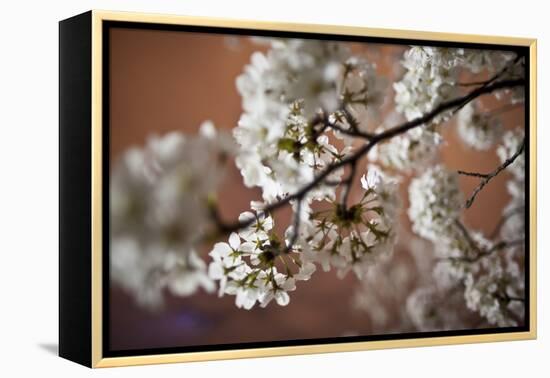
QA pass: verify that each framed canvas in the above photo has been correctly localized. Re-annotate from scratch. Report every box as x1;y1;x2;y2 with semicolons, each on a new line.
59;10;537;368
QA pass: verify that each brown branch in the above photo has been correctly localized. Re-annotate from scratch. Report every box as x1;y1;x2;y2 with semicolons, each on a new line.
340;160;358;208
342;103;360;131
463;137;525;209
450;55;523;116
454;219;483;255
456;54;522;88
325;121;374;140
458;170;489;178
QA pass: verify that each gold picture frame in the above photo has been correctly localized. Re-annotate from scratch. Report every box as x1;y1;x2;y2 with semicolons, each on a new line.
59;9;537;368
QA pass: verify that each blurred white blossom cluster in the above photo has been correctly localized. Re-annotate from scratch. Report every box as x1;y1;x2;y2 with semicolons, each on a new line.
408;165;463;241
110;122;234;308
374;46;520;172
407;138;525;327
110;36;526;332
457;102;503;151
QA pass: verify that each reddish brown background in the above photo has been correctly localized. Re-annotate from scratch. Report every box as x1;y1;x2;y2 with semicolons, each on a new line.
109;28;524;351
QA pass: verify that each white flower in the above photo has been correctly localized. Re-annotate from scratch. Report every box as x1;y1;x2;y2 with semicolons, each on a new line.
394;47;460;123
457;103;503;150
337;57;388;123
432;227;491;289
464;270;522;327
237;211;274;242
497;129;525;180
165;250;215;297
207;207;310;310
406;287;441;331
461;49;516;74
234;39;370;204
259;272;296;307
360;168;381;190
393;46;516;128
302;165;400;279
500;184;525;242
294;261;317;281
110;125;232;308
408;165;463;242
373;127;442;172
110;237;214;309
429;218;524;327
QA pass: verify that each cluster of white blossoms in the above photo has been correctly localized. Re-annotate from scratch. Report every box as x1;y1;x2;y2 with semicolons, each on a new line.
373;126;442;172
237;38;350;118
207;164;400;309
408;165;463;242
394;47;516;121
405;286;465;332
234;38;387;203
375;46;518;172
457;129;526;326
432;229;493;289
393;47;462;123
208;207;316;309
463;249;525;327
408;145;525;326
235;100;345;204
416;225;525;328
299;165;401;280
457;102;503;150
333;57;388;130
110;122;234;308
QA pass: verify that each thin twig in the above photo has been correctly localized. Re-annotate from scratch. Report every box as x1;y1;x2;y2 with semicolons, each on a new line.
456;55;522;88
342;104;360;131
451;56;523;116
458;170;490;178
340;160;358;208
457;80;494;87
284;199;303;253
463;138;525;209
455;219;483;255
325;121;374;140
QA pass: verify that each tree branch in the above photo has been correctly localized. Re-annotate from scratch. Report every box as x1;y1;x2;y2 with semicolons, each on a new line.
325;121;374;140
340;160;358;208
458;170;489;178
463;137;525;209
212;78;524;235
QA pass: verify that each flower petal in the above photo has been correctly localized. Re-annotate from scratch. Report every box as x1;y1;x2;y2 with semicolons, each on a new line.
210;242;231;259
229;232;241;250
